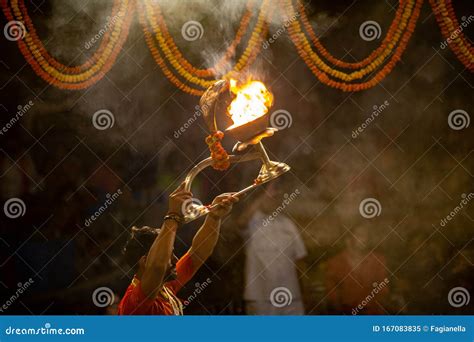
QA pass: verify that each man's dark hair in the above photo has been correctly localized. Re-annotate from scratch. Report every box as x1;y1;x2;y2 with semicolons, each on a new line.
122;226;160;269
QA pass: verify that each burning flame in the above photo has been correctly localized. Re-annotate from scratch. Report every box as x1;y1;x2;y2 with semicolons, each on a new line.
227;79;273;129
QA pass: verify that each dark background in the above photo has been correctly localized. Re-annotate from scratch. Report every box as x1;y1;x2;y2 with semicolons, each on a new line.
0;0;473;315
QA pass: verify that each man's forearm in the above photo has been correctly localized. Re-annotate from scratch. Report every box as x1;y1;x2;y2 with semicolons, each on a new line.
190;214;221;265
141;219;178;297
146;219;178;270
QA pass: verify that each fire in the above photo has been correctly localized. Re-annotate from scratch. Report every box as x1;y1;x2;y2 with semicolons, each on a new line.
227;78;273;129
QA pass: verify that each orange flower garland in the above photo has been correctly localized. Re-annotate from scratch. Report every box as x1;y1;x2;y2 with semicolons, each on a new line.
1;0;134;89
17;0;121;74
1;0;471;94
284;0;423;91
206;131;230;171
151;0;255;78
137;2;205;96
285;0;416;82
142;0;269;89
430;0;473;71
297;0;407;70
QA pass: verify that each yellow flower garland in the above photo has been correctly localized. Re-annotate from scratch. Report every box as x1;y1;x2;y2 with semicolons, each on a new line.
142;0;269;89
7;0;133;87
285;0;415;81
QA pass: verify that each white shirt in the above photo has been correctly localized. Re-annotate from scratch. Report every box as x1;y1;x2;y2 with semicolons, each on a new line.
243;210;307;301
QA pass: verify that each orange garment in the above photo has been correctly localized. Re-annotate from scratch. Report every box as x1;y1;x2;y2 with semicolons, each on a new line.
118;252;194;315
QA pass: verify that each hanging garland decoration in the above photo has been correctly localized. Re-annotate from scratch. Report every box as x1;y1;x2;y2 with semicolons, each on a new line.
429;0;473;71
1;0;471;93
283;0;414;82
284;0;423;91
138;3;205;96
151;0;255;78
139;0;269;92
296;0;407;70
1;0;134;89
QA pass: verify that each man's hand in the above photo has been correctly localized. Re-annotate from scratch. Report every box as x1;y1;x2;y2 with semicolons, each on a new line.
209;193;239;219
168;182;193;215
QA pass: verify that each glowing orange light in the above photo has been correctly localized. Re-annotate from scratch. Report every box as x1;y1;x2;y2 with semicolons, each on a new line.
227;78;273;129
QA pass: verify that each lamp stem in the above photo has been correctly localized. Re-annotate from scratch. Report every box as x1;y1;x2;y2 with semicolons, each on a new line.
255;141;273;169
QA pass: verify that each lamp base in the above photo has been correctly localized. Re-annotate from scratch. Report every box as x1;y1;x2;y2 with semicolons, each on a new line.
256;160;291;184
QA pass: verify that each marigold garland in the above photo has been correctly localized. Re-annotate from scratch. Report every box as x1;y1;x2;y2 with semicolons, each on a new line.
141;0;269;89
297;0;407;70
1;0;134;89
151;0;255;78
430;0;473;71
285;0;423;91
1;0;471;93
286;0;416;82
206;131;230;171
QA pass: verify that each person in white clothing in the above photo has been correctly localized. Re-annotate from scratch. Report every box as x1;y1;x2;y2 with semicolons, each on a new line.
239;184;307;315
